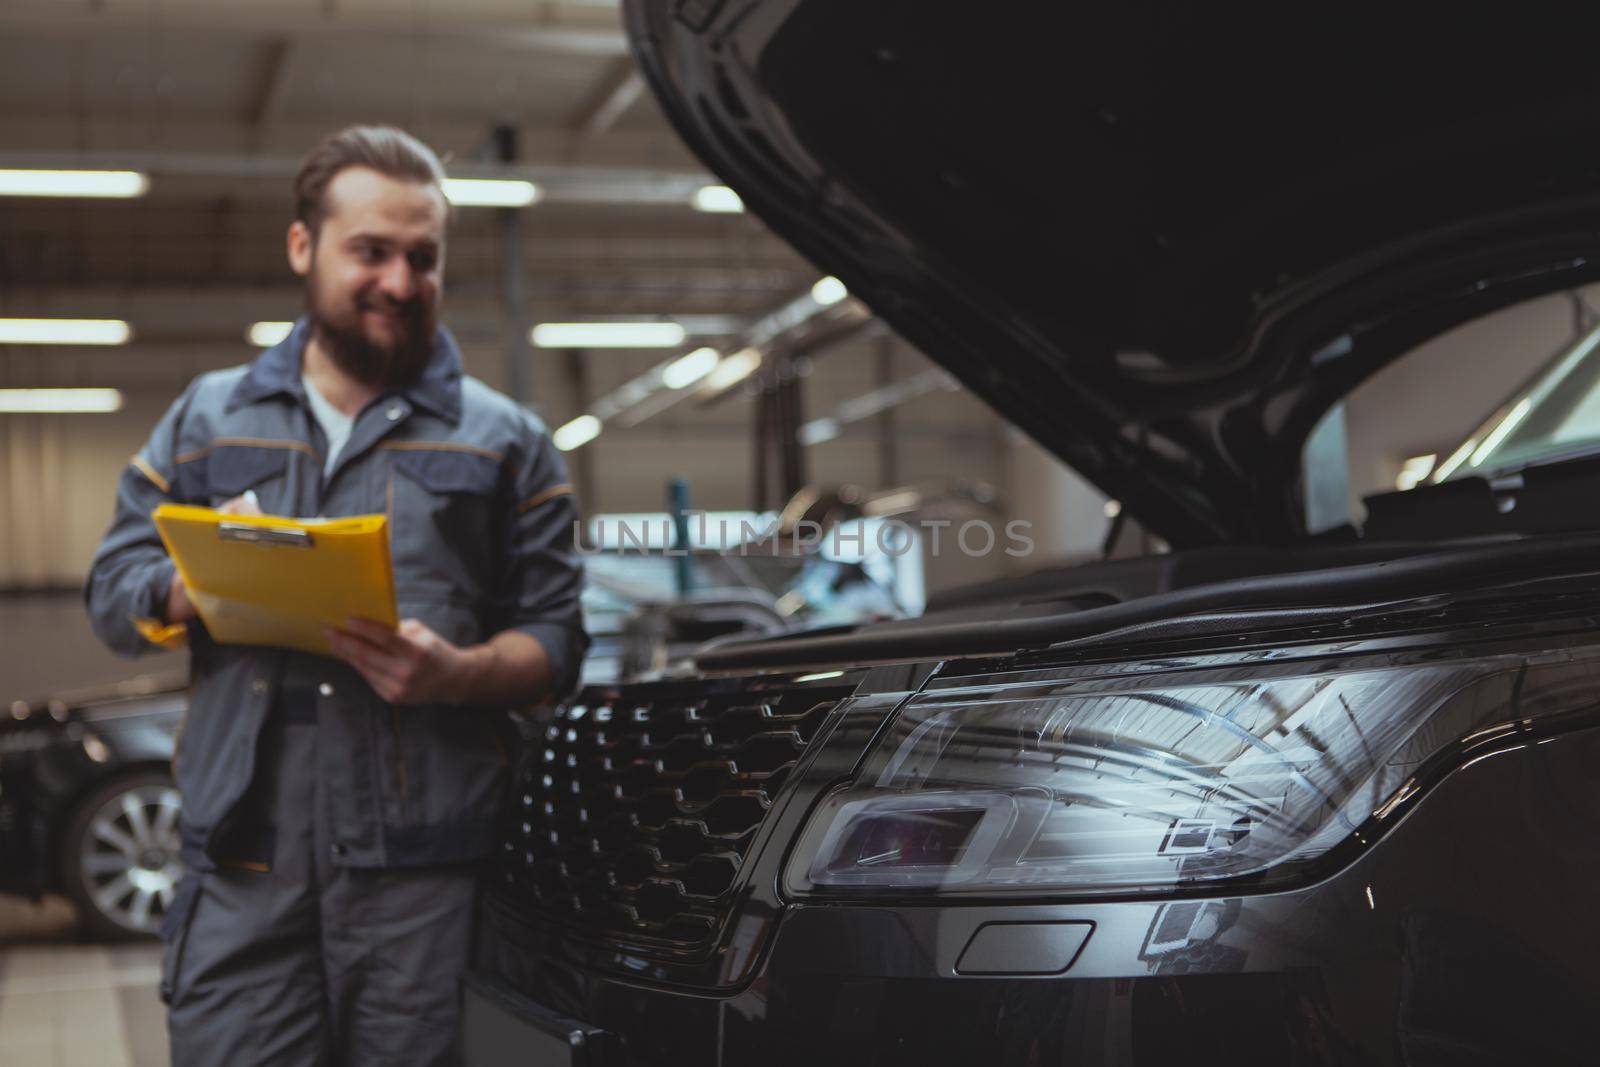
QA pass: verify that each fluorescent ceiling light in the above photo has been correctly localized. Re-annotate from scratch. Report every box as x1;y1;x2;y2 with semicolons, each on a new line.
797;417;840;446
864;489;922;516
661;346;720;389
247;321;294;347
553;414;602;452
692;185;744;213
0;319;131;345
441;178;540;208
704;348;763;391
0;169;148;198
1394;454;1437;492
1431;438;1477;484
793;670;845;683
811;276;848;306
532;322;687;348
0;388;123;413
1469;397;1532;468
611;379;656;408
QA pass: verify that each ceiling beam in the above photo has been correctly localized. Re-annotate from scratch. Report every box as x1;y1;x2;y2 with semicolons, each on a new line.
0;116;697;171
251;38;299;127
570;59;647;138
0;3;630;56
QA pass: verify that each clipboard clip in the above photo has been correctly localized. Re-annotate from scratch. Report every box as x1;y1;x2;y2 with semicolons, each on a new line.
218;522;314;548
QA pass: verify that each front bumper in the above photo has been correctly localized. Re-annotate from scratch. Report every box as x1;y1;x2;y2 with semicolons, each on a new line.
468;717;1600;1066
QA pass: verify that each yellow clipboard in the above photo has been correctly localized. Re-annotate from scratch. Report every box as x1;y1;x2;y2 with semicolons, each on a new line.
151;504;397;656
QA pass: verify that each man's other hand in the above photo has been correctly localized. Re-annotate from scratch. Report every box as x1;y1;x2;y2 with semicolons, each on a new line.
164;491;264;623
326;617;473;705
216;490;264;517
164;569;198;623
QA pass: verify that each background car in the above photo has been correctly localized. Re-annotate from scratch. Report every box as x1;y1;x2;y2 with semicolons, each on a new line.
1;677;183;940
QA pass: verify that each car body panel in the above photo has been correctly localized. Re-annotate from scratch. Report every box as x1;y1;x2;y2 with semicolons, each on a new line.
623;0;1600;544
471;608;1600;1064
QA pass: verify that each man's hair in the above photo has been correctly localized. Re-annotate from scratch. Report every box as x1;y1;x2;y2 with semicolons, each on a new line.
293;124;449;235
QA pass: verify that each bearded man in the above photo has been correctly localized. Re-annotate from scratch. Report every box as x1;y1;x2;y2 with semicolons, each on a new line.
85;125;588;1066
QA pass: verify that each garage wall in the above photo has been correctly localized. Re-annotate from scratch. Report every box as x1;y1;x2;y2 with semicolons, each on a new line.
1339;285;1600;519
1;394;170;590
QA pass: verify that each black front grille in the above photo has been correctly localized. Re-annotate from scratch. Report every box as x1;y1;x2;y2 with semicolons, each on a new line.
496;679;853;951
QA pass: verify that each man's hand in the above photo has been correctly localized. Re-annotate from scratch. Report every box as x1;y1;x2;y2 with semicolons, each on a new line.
327;619;554;707
216;491;264;518
327;618;475;705
165;569;197;624
163;491;263;623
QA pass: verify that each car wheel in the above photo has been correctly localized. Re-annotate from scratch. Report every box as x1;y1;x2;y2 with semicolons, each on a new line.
60;769;183;940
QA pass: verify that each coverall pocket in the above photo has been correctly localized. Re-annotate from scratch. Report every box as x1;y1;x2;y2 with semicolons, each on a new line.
172;442;291;506
158;873;203;1006
204;445;289;500
386;447;503;606
392;703;511;833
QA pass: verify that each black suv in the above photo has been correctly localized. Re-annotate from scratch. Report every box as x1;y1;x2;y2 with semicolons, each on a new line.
466;4;1600;1064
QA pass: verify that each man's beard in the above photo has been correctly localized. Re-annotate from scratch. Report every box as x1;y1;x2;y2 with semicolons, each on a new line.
305;272;436;388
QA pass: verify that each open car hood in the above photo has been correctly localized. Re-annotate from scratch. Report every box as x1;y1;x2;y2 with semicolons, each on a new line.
625;1;1600;545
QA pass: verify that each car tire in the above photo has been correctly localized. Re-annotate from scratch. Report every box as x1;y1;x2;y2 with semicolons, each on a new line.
59;768;184;941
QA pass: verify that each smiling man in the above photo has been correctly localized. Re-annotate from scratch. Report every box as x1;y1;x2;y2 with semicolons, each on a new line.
85;125;588;1066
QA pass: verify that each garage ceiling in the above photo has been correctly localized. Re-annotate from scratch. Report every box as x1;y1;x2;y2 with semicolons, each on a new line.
0;0;820;375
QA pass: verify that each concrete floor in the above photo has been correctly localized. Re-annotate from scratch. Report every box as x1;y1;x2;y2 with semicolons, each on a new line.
0;894;167;1067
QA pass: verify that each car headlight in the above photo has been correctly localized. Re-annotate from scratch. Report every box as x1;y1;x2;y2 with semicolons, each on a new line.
784;641;1600;898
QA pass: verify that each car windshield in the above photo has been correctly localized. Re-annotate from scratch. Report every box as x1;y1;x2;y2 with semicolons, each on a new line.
1433;323;1600;482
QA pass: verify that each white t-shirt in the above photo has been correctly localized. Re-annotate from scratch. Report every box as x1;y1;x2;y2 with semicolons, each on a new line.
301;373;356;477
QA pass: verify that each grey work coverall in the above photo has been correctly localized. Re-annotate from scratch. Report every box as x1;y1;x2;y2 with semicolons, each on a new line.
84;318;589;1065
